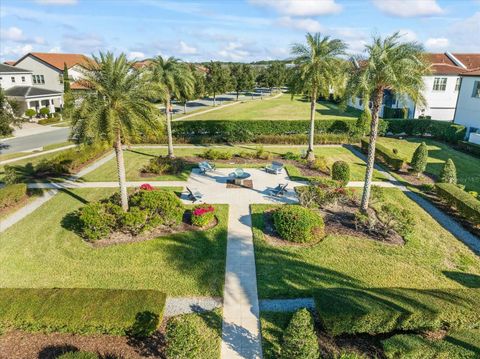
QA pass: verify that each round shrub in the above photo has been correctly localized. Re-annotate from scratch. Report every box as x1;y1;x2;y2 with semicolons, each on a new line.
272;205;324;243
191;204;215;227
78;202;117;241
121;206;147;235
440;158;457;184
280;308;319;359
129;189;184;227
39;107;50;117
411;142;428;175
331;160;350;184
24;108;36;119
166;316;202;359
58;351;98;359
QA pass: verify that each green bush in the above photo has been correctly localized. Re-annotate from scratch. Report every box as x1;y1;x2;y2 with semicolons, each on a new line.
78;202;118;241
24;108;36;119
255;133;359;145
361;138;406;170
331;160;350;184
280;308;319;359
166;315;202;358
58;352;99;359
382;330;480;359
457;140;480;158
308;156;329;173
0;183;27;209
141;156;186;175
378;203;415;238
440;158;457;184
314;287;480;336
435;183;480;224
38;116;61;125
282;152;301;161
355;110;371;136
383;119;465;143
411;142;428;175
39;107;50;117
0;288;166;336
272;205;324;243
199;148;232;160
255;146;272;160
120;206;147;235
191;204;215;227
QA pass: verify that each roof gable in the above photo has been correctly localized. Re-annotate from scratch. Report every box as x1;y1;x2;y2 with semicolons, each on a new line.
15;53;89;71
425;52;480;75
0;63;32;74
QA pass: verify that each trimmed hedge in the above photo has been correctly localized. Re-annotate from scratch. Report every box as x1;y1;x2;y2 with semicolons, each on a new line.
382;330;480;359
384;119;466;143
361;138;406;170
0;288;166;336
435;183;480;225
314;287;480;336
457;140;480;158
0;183;27;209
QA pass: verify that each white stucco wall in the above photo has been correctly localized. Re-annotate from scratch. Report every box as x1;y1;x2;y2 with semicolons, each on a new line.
15;55;63;92
414;75;460;121
454;75;480;132
0;71;33;89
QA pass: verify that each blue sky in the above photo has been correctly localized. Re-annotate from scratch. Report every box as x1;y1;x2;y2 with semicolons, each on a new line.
1;0;479;62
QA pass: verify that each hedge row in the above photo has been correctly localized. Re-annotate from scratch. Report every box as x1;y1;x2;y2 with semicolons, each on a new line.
435;183;480;225
457;141;480;158
384;119;466;143
314;287;480;336
0;183;27;209
0;288;166;336
361;138;406;170
382;330;480;359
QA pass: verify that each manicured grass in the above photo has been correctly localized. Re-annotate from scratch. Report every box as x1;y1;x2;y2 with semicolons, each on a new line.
181;94;360;121
82;145;386;182
0;288;166;335
376;137;480;192
251;188;480;299
260;311;293;359
0;188;228;297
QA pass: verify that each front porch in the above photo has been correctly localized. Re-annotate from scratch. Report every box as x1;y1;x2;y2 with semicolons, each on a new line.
4;86;63;120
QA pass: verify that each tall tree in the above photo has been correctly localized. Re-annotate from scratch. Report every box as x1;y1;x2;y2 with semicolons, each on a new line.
290;33;347;161
205;61;231;106
265;62;287;93
72;52;160;211
149;56;194;157
62;62;74;121
0;88;22;136
347;32;429;211
230;64;255;100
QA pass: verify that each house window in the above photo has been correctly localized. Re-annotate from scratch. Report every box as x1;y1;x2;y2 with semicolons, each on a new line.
33;75;45;84
473;81;480;98
432;77;447;91
11;76;15;83
455;78;461;91
21;76;26;82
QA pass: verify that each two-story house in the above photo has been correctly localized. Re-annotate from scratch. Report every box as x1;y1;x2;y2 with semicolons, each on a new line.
0;63;62;116
348;52;480;121
453;69;480;144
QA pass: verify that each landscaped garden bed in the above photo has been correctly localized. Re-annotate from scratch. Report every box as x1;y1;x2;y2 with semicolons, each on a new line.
0;183;43;219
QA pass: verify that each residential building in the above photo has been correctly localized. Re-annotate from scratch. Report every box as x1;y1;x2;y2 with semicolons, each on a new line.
453;69;480;144
348;52;480;121
0;63;62;116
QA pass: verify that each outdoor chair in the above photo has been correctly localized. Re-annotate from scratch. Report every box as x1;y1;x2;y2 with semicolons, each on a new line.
265;161;284;174
198;161;216;174
186;187;203;203
269;183;288;197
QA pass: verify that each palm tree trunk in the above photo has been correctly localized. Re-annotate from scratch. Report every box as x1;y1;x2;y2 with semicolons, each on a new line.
360;89;383;212
183;102;187;114
114;130;128;211
166;99;175;158
306;89;317;161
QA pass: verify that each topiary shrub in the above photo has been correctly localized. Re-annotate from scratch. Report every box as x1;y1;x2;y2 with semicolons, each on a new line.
166;315;202;359
280;308;319;359
39;107;50;118
272;205;324;243
411;142;428;177
440;158;457;184
331;160;350;184
355;109;371;136
191;204;215;227
58;352;99;359
24;108;36;119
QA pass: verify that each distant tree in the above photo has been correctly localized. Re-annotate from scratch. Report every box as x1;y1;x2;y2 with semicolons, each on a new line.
191;64;206;99
265;62;287;92
230;64;255;100
411;142;428;177
62;62;75;121
440;158;457;184
205;61;231;106
0;88;21;136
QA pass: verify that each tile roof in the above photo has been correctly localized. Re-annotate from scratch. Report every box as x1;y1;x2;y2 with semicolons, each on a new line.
4;86;62;98
15;52;89;71
425;53;480;75
3;61;15;66
461;68;480;77
0;63;32;74
70;80;90;90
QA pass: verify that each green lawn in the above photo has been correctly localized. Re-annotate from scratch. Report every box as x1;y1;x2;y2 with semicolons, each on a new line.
0;188;228;297
260;311;293;359
82;145;386;182
251;188;480;299
179;94;360;121
376;137;480;192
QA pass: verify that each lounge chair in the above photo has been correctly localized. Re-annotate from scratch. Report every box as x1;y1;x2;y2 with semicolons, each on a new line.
269;183;288;197
186;187;203;202
198;161;216;174
265;161;284;174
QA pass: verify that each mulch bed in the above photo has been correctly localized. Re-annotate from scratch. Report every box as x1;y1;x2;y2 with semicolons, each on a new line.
89;213;218;248
396;168;436;187
226;179;253;189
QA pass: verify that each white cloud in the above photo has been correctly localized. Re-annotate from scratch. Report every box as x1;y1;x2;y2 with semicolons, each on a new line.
61;33;104;53
178;41;197;55
425;37;449;50
250;0;341;16
398;29;418;42
446;12;480;52
35;0;77;5
372;0;444;17
0;44;34;58
277;16;323;32
1;26;24;41
127;51;145;60
218;42;249;61
49;46;62;53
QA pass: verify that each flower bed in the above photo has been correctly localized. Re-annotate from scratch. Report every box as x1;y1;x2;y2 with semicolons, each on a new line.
191;204;216;227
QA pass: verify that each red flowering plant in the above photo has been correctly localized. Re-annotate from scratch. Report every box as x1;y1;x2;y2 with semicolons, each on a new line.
139;183;154;191
191;204;215;227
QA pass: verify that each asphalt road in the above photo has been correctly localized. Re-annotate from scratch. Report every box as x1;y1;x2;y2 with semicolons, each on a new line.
0;127;70;154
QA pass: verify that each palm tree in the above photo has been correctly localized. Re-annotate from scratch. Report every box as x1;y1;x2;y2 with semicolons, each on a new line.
290;33;347;161
149;56;194;158
72;52;161;211
347;32;429;211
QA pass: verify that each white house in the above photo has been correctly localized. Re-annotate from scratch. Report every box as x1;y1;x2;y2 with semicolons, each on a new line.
453;69;480;144
1;63;62;116
349;52;480;121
